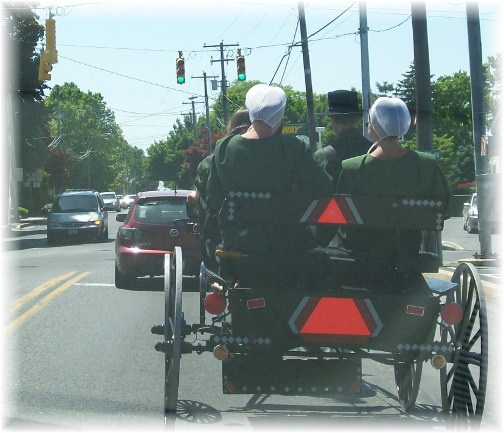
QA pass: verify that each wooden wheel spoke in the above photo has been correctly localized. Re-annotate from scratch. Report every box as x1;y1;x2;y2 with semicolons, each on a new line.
442;263;488;425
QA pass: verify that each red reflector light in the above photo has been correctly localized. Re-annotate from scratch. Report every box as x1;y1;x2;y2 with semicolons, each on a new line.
406;305;425;316
441;302;463;325
247;298;265;309
204;292;227;315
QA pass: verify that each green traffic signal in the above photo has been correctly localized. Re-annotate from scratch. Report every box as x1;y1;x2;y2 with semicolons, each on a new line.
176;55;185;85
238;73;246;81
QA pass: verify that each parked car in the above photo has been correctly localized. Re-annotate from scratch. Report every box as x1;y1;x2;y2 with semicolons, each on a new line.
47;190;109;244
100;191;121;211
114;190;201;288
462;193;478;233
120;194;136;209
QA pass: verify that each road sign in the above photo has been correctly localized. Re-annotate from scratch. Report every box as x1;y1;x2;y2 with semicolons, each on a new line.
282;123;307;136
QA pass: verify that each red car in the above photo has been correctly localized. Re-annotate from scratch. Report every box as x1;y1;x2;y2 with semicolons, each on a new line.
114;190;201;288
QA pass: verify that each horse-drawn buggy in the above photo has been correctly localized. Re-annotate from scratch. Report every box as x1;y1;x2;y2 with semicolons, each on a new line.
151;192;488;428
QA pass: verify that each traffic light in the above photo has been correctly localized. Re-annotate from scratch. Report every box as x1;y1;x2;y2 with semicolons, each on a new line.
176;55;185;85
45;18;58;64
236;53;246;81
38;51;53;81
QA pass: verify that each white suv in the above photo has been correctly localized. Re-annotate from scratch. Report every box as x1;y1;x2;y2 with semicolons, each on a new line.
100;191;121;212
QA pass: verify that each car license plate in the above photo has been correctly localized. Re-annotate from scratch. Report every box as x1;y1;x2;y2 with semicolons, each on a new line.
68;229;78;235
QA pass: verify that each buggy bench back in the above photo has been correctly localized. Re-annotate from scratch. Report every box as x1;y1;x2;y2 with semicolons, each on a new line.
219;192;446;232
218;192;446;274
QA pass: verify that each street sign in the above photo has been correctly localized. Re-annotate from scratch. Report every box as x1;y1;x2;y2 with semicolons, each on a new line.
282;123;307;136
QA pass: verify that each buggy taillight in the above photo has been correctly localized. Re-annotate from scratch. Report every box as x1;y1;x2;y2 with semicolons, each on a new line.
440;303;463;325
204;292;227;315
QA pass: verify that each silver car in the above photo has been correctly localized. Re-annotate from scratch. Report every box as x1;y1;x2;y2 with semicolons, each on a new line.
462;193;478;234
47;190;109;244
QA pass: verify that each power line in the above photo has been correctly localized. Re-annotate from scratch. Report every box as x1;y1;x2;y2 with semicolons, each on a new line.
59;55;203;97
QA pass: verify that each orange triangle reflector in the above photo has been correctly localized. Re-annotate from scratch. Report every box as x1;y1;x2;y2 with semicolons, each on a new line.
300;298;371;336
317;198;347;224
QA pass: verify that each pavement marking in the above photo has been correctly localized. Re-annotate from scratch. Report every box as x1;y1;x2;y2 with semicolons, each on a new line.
6;272;90;333
11;271;77;311
73;283;116;287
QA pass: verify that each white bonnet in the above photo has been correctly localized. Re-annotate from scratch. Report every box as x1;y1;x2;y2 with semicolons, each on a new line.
369;97;411;139
245;84;287;130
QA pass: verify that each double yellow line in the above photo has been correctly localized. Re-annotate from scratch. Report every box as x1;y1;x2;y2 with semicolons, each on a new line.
6;271;90;332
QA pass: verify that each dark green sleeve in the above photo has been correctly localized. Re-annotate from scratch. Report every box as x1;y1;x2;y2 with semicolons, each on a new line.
206;151;225;215
294;142;333;197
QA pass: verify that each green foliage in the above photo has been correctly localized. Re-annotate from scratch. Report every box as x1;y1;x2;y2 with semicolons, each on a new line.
44;83;145;193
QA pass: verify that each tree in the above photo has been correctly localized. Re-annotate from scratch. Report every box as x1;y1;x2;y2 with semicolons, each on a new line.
45;83;139;192
144;117;195;189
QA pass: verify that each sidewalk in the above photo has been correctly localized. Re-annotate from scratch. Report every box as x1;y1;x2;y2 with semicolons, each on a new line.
8;217;47;230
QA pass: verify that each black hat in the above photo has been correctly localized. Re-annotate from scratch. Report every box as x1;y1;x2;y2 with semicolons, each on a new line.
320;90;362;116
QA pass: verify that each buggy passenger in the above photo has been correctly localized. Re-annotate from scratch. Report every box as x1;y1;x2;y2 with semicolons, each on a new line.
334;96;451;261
206;84;333;287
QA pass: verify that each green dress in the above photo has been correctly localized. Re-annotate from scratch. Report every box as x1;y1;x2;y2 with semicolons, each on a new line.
336;150;451;259
206;133;333;258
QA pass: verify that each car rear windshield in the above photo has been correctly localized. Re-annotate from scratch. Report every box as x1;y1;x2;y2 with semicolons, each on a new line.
134;199;187;224
54;195;98;212
100;193;116;200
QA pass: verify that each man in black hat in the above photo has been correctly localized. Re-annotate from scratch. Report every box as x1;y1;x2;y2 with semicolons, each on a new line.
315;90;371;188
314;90;371;246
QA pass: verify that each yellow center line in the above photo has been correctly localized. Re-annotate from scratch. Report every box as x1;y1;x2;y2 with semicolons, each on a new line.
11;271;77;311
6;272;90;333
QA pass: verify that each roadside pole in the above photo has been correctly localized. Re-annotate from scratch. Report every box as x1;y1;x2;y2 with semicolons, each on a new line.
466;2;493;259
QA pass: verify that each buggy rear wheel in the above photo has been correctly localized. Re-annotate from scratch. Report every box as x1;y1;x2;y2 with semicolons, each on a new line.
163;247;184;426
440;262;488;427
394;355;423;411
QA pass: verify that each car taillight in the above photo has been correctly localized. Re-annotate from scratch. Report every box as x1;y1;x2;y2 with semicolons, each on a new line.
192;223;201;234
118;227;143;240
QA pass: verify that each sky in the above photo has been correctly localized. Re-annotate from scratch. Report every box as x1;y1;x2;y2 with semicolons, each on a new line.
18;0;504;152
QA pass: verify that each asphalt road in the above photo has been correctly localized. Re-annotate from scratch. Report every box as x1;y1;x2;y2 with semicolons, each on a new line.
2;214;502;431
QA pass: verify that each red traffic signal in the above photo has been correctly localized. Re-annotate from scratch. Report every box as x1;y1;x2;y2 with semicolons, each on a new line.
176;56;185;85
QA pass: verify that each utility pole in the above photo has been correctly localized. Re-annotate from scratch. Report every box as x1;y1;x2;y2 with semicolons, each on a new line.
183;96;204;138
192;72;219;155
411;2;441;262
411;1;433;152
204;41;239;124
466;1;493;259
298;2;317;152
359;1;371;140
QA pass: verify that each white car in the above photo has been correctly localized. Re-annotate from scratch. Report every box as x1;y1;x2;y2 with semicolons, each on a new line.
120;194;136;209
100;191;121;212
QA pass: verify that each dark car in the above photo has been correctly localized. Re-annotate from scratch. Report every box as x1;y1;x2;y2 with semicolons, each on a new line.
47;190;109;244
114;190;201;288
